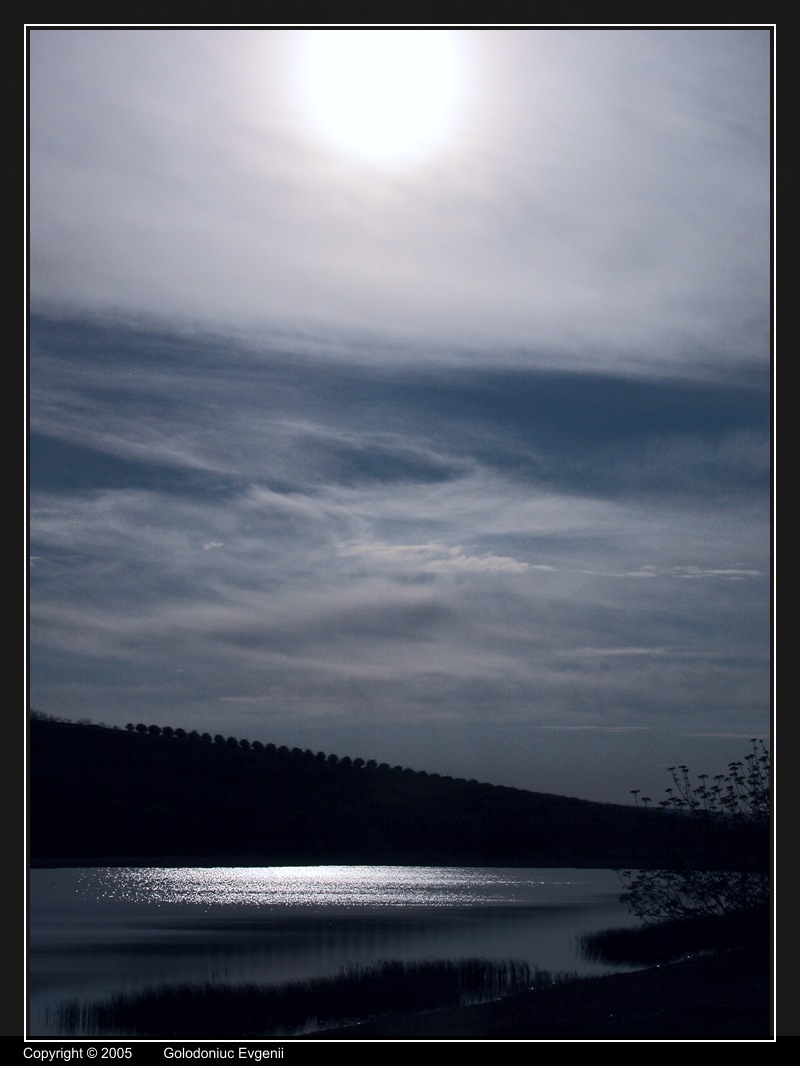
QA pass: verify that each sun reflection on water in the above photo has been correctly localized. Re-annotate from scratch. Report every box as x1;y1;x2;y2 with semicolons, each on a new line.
79;865;564;909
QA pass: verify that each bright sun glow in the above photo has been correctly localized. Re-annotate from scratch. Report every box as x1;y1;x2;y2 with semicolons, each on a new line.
299;29;462;167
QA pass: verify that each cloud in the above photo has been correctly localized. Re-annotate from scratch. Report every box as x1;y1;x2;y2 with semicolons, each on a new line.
339;541;531;574
577;565;763;580
673;566;763;580
570;647;673;657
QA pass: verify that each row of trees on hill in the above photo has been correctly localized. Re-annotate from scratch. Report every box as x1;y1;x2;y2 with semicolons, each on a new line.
30;716;686;868
29;716;770;889
120;720;482;783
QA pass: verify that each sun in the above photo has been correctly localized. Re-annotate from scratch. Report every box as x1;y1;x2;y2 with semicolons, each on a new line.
298;29;462;168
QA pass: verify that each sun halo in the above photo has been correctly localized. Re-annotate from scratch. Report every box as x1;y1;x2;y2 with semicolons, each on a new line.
298;29;463;169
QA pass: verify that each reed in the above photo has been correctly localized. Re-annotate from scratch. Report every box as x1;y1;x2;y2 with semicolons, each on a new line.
51;956;564;1038
578;906;770;966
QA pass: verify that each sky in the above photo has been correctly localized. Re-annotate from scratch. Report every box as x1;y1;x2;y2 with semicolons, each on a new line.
26;26;773;806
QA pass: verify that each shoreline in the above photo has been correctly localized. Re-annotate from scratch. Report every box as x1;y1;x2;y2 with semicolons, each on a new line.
301;947;772;1040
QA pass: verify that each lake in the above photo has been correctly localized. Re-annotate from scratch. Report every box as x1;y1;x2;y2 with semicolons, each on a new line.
28;865;642;1038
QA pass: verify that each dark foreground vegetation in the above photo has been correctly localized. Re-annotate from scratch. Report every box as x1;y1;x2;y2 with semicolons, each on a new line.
49;957;554;1038
579;906;771;967
310;946;771;1040
28;716;768;870
310;913;772;1040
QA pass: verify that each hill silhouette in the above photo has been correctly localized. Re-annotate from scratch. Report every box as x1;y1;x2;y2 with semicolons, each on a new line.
27;715;736;868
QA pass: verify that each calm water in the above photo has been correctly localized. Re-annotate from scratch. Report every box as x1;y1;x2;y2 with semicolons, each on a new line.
28;865;641;1037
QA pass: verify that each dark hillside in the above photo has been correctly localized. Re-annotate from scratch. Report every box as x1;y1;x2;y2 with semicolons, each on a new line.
28;717;752;868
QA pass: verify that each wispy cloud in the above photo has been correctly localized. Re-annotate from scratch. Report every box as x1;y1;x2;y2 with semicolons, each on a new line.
339;541;531;573
570;647;673;657
578;565;763;580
